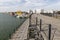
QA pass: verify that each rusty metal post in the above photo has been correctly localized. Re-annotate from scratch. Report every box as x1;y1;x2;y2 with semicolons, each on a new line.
29;15;31;26
36;17;38;26
40;19;42;31
56;13;57;18
48;24;51;40
29;14;32;26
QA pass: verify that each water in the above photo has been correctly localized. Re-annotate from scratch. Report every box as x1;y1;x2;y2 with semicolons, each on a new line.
0;13;26;40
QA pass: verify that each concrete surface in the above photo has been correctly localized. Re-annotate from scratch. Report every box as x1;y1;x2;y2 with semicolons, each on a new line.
10;13;60;40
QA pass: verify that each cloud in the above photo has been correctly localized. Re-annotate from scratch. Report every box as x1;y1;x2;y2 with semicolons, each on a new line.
0;0;21;6
0;0;22;12
44;1;60;11
0;0;60;12
0;0;20;2
0;6;17;12
21;0;47;11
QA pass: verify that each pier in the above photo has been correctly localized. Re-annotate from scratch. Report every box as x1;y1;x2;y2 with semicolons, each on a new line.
10;13;60;40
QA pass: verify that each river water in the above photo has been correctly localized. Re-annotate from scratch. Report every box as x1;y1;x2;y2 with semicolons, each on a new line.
0;13;26;40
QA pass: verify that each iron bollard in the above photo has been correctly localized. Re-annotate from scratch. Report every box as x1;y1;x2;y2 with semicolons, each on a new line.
40;19;42;31
48;24;51;40
29;14;32;26
36;17;38;26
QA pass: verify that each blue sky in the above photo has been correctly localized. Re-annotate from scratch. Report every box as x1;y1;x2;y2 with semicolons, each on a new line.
0;0;60;12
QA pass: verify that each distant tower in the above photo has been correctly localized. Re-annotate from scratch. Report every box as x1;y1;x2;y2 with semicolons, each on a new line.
41;9;44;13
29;10;33;14
35;10;36;14
53;11;55;17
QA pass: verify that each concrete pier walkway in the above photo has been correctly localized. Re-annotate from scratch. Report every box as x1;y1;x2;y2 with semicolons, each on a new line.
28;13;60;40
9;19;29;40
37;14;60;40
10;13;60;40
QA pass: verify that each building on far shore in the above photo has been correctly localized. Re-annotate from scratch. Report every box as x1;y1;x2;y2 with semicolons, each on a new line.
8;11;29;18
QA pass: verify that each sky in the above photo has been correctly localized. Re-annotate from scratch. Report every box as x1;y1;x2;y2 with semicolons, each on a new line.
0;0;60;12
